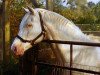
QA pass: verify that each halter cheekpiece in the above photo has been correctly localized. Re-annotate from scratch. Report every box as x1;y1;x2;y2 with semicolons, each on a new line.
16;12;45;45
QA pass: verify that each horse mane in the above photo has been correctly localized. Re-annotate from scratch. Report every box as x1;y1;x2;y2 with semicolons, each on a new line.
36;8;92;42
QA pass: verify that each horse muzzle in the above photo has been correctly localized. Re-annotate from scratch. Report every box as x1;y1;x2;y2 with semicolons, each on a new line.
11;43;24;56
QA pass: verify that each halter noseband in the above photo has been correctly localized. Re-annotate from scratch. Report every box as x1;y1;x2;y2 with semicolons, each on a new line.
16;12;45;45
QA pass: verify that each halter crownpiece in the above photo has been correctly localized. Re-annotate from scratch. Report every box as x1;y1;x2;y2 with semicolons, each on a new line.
16;12;45;45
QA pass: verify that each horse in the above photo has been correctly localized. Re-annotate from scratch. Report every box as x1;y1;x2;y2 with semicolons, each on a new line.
11;7;100;75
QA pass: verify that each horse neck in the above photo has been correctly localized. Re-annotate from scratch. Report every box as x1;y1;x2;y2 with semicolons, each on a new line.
41;10;91;42
41;10;95;60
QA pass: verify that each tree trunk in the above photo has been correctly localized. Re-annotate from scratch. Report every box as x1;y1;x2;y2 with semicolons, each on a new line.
0;3;3;75
2;0;10;66
30;0;40;8
30;0;54;11
46;0;53;11
0;3;3;64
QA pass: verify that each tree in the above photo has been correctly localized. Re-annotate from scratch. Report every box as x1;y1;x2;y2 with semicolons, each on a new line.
92;1;100;23
76;0;87;7
1;0;10;66
46;0;54;10
30;0;40;7
88;1;95;8
0;0;3;64
53;0;64;13
67;0;87;9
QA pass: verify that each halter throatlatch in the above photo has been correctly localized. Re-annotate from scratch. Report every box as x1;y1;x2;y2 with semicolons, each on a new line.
16;12;45;45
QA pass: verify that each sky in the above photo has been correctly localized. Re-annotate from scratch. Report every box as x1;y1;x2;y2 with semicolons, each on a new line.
87;0;100;4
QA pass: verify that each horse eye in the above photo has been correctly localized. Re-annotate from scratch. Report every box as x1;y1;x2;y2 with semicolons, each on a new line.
26;24;33;28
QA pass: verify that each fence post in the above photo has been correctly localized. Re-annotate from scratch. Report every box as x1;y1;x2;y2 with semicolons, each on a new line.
1;1;11;74
70;44;73;75
19;44;39;75
33;44;39;75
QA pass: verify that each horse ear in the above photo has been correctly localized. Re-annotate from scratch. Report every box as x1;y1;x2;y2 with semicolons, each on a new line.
23;7;29;13
27;6;34;15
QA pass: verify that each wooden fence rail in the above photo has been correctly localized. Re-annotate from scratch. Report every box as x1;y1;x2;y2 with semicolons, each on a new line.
36;62;100;74
42;40;100;47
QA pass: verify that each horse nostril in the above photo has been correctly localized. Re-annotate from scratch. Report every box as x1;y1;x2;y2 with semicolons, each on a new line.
13;46;17;53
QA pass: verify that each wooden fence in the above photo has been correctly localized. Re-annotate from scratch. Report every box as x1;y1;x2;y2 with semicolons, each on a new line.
19;40;100;75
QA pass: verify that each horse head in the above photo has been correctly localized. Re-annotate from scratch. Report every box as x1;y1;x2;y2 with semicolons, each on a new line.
11;7;44;56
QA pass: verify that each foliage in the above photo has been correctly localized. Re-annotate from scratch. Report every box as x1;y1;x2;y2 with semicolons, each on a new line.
77;24;100;31
92;2;100;23
9;0;100;25
53;0;100;24
88;1;95;8
9;0;33;38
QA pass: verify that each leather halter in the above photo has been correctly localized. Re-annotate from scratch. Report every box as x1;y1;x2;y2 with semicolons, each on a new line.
16;12;45;45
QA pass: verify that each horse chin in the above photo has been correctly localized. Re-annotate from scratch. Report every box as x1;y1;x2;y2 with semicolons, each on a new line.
12;50;24;59
14;46;32;58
